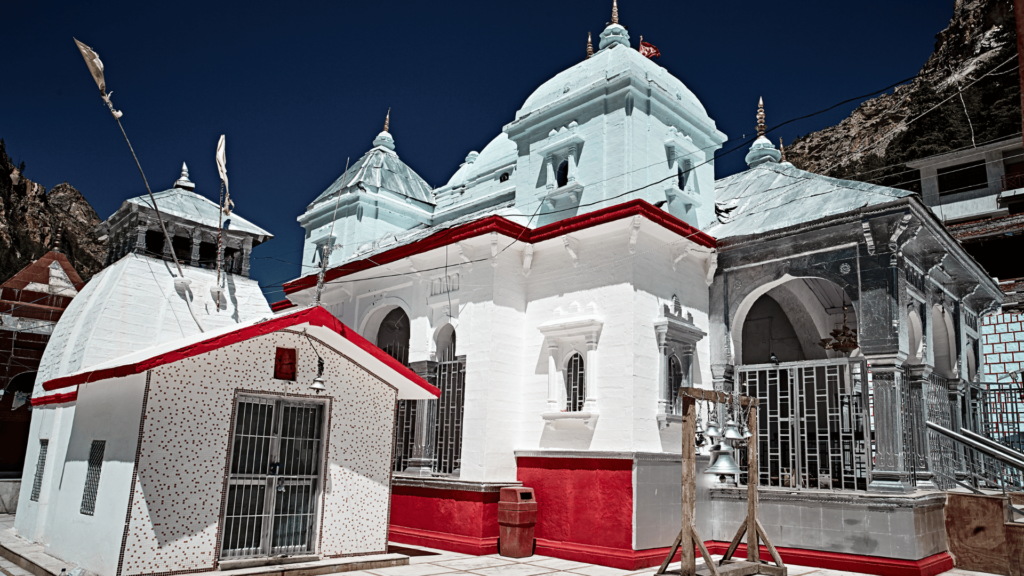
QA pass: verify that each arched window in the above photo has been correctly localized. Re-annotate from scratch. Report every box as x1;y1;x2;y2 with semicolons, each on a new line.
556;160;569;188
668;355;684;414
499;172;510;183
678;167;686;191
565;353;585;412
376;308;410;365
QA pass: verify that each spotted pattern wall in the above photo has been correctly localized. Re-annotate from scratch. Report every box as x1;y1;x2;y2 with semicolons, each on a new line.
982;312;1024;379
119;330;397;576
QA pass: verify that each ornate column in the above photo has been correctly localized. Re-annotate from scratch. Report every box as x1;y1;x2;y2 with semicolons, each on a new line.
567;144;578;183
547;343;561;412
866;355;913;493
545;154;556;190
656;325;670;415
190;227;201;267
134;219;148;255
906;365;936;490
241;236;253;277
583;334;598;412
405;360;438;476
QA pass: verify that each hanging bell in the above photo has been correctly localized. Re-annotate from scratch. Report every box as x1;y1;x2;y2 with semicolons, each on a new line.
695;415;706;435
722;419;743;440
741;425;753;439
704;445;741;476
704;421;722;438
309;375;327;393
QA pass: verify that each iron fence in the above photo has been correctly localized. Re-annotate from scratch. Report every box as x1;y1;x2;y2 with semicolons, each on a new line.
432;348;465;475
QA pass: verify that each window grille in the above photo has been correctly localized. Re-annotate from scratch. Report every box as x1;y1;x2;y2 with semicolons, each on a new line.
565;353;586;412
221;396;324;559
432;344;465;475
80;440;106;515
738;360;868;490
982;381;1024;454
381;342;415;473
30;440;48;502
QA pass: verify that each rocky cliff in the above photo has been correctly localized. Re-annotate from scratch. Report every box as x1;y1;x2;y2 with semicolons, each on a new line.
784;0;1021;190
0;139;106;284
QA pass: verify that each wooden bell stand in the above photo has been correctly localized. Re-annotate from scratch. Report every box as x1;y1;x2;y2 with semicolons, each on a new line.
656;388;787;576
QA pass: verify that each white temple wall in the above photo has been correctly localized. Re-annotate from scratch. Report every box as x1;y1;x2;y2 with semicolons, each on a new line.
14;404;76;544
43;374;147;576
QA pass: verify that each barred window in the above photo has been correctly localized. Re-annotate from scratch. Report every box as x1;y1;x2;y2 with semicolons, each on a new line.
668;355;684;415
30;440;48;502
80;440;106;515
565;353;586;412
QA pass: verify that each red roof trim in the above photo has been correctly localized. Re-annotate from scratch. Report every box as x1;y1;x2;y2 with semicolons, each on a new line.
283;199;715;295
42;307;439;397
31;390;78;406
271;299;297;312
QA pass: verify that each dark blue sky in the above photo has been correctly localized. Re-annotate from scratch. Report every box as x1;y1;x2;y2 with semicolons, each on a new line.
3;0;953;301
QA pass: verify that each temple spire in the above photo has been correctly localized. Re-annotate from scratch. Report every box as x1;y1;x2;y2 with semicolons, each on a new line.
611;0;619;24
383;108;390;133
756;97;766;137
174;162;196;191
587;32;594;58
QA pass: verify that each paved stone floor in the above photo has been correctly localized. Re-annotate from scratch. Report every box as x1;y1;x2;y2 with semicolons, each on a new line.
374;544;999;576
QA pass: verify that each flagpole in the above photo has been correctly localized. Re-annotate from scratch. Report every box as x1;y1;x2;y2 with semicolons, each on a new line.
111;115;184;278
216;181;225;285
314;157;350;306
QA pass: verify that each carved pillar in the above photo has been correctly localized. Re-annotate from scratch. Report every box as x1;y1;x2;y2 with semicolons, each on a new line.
547;343;560;412
190;227;201;267
656;326;670;415
241;236;253;277
545;154;555;190
162;225;174;261
583;335;598;412
949;380;968;475
405;360;438;476
866;356;913;493
134;219;148;255
568;144;578;182
906;364;936;490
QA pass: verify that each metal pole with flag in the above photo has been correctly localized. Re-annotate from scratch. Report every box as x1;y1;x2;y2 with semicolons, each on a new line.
74;38;184;279
215;135;233;285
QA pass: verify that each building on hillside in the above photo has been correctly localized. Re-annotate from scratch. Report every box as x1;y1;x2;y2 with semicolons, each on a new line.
273;5;1001;574
907;136;1024;452
25;305;436;576
0;251;85;509
15;166;274;561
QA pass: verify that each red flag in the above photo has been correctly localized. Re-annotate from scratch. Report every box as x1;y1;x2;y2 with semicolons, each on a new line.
639;36;661;59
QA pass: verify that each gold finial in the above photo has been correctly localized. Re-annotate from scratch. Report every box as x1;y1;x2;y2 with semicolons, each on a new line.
779;138;786;162
383;108;390;133
587;32;593;58
756;96;765;137
611;0;619;24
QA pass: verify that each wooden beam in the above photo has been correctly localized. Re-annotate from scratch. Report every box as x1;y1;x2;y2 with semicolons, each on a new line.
657;531;683;576
680;387;759;407
747;405;760;564
756;519;785;568
721;520;747;563
693;525;721;576
681;395;697;576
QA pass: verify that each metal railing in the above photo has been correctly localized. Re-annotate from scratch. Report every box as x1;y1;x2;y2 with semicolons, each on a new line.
927;421;1024;493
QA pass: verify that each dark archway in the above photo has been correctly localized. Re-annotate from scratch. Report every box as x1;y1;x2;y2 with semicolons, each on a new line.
376;307;410;365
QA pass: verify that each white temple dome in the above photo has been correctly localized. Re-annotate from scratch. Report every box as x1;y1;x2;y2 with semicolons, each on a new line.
516;39;706;118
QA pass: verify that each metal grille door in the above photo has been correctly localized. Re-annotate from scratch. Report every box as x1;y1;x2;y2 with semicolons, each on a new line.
221;396;324;559
739;359;868;490
565;353;586;412
432;349;465;475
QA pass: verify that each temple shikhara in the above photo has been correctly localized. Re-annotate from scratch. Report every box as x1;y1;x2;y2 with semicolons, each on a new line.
4;3;1024;576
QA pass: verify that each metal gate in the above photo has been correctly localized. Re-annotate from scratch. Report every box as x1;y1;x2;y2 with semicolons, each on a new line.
738;359;869;491
982;381;1024;453
432;347;465;475
221;396;324;559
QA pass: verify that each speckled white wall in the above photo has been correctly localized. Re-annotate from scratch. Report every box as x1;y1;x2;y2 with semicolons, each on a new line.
119;329;396;576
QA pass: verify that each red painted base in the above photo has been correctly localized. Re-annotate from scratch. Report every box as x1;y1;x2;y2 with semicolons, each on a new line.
389;525;498;556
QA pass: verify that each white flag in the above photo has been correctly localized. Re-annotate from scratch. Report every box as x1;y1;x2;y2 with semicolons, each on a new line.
74;38;106;93
216;135;233;215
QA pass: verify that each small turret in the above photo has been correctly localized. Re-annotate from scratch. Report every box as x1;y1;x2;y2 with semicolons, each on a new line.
372;108;396;151
744;97;782;168
599;0;630;50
